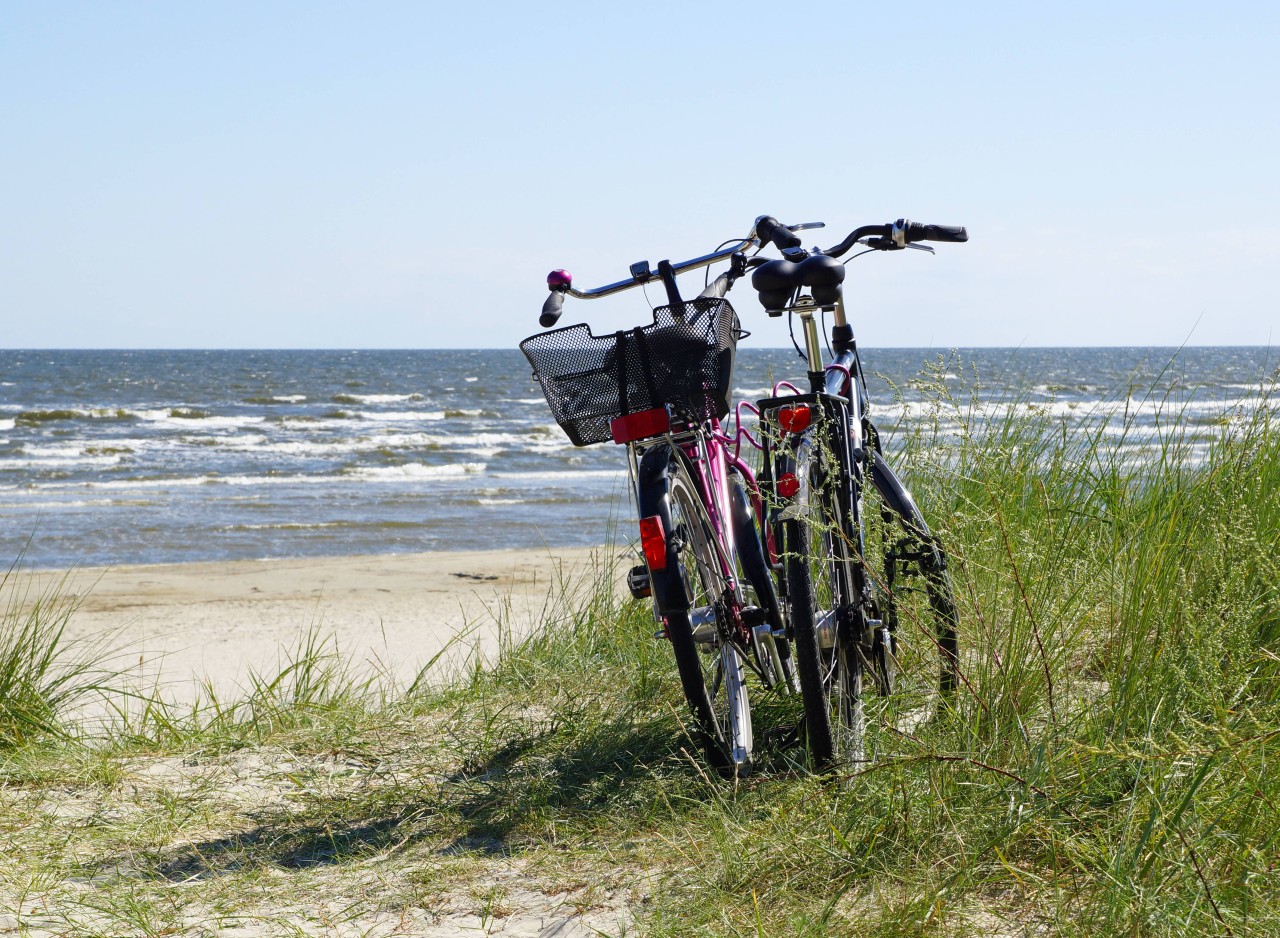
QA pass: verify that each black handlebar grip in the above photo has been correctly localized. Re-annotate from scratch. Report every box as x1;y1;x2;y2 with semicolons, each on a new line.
539;269;572;328
539;290;566;328
755;215;802;250
905;222;969;244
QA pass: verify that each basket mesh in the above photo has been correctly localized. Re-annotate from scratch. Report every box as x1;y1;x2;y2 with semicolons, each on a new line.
520;298;741;446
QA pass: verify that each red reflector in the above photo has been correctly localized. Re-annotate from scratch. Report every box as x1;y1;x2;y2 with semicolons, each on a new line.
776;473;800;498
639;515;668;571
611;407;671;444
778;405;812;433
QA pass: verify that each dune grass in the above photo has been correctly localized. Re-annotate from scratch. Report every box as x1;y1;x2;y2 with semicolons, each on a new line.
0;364;1277;935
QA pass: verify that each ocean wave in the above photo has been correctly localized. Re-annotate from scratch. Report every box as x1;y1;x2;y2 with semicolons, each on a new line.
2;454;125;470
231;521;347;531
14;407;134;425
1223;381;1280;392
331;392;425;405
0;498;120;510
344;462;486;481
243;394;309;404
0;419;13;431
355;410;446;422
133;409;268;430
488;469;626;482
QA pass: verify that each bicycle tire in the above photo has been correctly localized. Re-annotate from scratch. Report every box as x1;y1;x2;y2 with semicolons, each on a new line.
663;458;754;775
778;434;866;770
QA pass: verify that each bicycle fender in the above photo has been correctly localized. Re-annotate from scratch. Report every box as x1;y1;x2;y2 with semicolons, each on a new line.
635;445;691;615
868;451;929;537
869;450;951;575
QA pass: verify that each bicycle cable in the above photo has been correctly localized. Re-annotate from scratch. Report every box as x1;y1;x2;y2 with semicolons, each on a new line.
705;238;744;290
786;304;806;362
842;248;878;265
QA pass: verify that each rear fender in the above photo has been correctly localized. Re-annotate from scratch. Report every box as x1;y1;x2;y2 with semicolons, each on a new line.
635;445;690;615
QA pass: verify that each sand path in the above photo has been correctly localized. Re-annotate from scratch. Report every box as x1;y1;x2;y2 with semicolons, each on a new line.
23;547;611;702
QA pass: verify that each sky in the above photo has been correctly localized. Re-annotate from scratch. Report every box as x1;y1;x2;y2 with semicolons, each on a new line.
1;1;1277;349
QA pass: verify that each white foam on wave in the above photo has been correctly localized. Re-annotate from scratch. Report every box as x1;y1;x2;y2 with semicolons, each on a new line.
21;442;100;458
134;409;268;430
488;469;625;483
338;393;425;405
234;521;345;531
0;419;13;431
83;476;212;491
3;454;125;470
356;410;446;422
345;462;486;481
1224;381;1280;392
0;498;117;510
872;394;1272;427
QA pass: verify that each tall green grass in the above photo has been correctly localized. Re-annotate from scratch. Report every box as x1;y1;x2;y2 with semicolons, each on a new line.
0;562;115;747
869;360;1280;935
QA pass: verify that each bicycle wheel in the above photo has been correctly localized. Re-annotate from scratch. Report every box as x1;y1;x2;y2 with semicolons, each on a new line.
664;459;753;775
778;433;866;770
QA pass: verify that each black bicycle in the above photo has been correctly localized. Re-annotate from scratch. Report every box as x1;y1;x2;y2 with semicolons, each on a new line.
748;216;966;767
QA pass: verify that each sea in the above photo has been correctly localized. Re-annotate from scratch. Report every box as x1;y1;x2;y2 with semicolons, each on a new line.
1;347;1275;570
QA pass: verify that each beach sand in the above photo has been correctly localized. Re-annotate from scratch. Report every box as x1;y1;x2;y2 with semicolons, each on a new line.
8;546;639;934
25;546;614;703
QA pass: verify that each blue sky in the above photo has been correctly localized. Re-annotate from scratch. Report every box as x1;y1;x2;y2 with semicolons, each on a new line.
2;1;1276;348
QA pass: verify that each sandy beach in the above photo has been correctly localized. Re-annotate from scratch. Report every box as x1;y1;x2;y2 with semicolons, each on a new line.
25;546;614;703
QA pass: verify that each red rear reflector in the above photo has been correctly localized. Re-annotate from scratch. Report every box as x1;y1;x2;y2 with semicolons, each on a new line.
611;407;671;444
778;405;812;433
639;515;668;571
776;472;800;498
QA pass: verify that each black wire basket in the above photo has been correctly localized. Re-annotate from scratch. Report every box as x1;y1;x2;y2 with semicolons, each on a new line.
520;298;743;446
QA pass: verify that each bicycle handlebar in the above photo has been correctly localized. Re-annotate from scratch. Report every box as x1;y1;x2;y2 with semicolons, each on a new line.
754;215;803;251
536;215;965;325
826;218;968;257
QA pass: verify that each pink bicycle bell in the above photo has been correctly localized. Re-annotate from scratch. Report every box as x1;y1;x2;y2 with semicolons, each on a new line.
547;269;572;290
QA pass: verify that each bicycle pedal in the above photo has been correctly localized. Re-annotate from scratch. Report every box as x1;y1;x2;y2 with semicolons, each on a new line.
627;564;651;599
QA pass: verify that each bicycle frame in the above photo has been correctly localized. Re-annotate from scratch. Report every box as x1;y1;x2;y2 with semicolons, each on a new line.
623;417;760;640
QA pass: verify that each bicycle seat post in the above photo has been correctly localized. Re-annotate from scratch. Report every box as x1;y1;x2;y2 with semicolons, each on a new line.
794;295;825;388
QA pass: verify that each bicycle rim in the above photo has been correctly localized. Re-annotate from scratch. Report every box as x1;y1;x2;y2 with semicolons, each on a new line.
780;445;865;770
666;461;753;775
